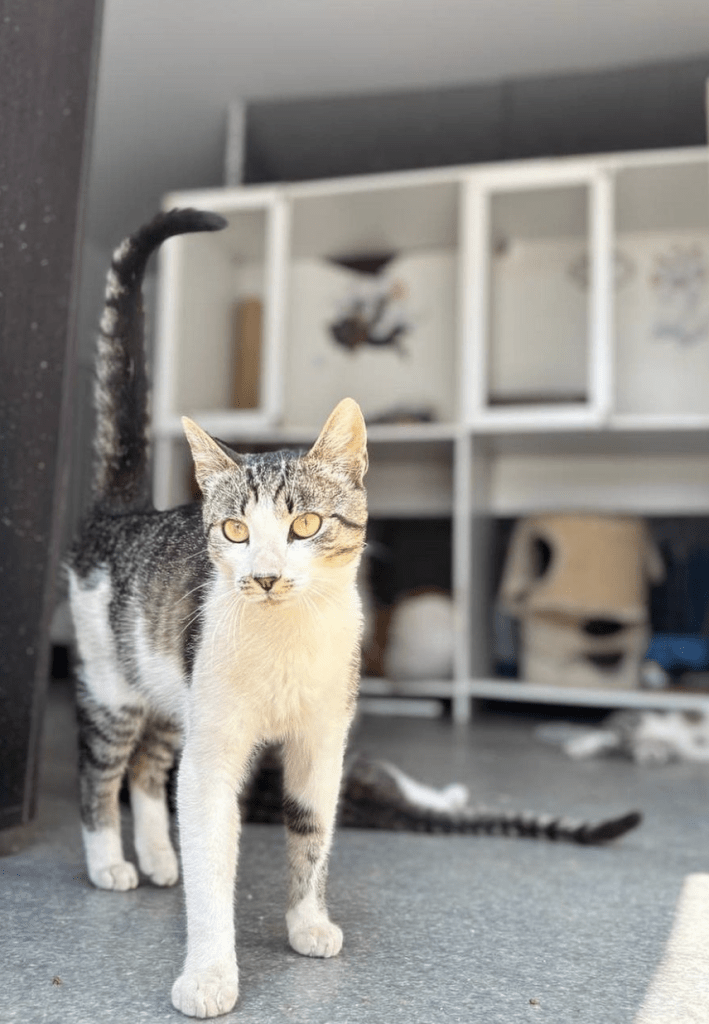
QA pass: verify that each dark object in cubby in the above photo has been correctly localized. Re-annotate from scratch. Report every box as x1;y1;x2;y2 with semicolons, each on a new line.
649;518;709;634
585;620;625;637
366;518;451;607
645;519;709;680
51;645;71;681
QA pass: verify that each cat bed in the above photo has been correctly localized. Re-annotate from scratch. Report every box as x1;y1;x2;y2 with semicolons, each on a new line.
500;513;664;690
519;613;651;690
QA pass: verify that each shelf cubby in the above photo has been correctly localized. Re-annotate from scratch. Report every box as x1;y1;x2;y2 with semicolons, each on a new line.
284;176;461;430
154;190;287;436
613;156;709;420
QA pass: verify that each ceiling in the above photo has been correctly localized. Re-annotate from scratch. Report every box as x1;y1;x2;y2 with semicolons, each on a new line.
85;0;709;249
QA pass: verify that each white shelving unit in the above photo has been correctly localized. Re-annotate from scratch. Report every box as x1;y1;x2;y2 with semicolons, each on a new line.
153;146;709;722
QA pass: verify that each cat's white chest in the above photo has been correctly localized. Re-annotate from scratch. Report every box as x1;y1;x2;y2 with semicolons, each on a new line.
195;584;360;739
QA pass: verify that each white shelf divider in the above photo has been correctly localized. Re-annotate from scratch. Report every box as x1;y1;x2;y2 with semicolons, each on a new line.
589;167;614;421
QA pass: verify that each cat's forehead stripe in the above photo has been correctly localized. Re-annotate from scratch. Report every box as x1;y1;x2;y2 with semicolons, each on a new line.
245;466;259;504
271;477;294;514
237;451;300;516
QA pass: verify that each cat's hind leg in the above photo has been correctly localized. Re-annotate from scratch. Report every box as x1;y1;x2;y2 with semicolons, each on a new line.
128;717;181;886
77;691;145;891
282;728;349;958
71;567;146;890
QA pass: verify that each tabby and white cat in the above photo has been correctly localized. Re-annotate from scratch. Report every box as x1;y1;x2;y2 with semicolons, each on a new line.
68;209;368;1017
68;209;642;1019
563;709;709;765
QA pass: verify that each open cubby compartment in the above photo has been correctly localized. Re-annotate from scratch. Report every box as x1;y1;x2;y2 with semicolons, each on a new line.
479;430;709;518
464;165;608;427
612;154;709;420
153;189;285;434
489;186;589;407
485;512;709;696
282;175;462;430
466;431;709;658
365;434;454;518
361;513;455;714
467;434;709;705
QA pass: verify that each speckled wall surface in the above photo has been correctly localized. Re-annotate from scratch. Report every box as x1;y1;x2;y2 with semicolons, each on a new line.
0;0;103;827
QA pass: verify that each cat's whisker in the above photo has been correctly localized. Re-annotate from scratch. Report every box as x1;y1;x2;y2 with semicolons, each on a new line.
173;545;210;565
176;609;199;641
174;578;211;607
209;590;242;666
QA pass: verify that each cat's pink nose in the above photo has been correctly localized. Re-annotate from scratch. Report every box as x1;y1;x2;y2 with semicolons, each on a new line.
254;575;279;592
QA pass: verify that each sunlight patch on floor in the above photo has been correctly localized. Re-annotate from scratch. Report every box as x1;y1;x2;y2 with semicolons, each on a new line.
635;873;709;1024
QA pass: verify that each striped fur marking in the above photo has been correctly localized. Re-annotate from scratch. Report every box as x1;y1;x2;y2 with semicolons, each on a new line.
283;796;320;837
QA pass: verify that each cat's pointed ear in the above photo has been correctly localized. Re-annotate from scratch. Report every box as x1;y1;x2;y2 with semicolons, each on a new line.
305;398;368;486
182;416;239;492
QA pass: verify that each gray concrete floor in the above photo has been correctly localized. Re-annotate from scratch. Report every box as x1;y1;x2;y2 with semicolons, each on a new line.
3;679;709;1023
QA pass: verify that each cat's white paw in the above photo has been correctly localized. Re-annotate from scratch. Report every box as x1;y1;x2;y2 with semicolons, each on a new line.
288;920;343;958
634;740;674;766
441;783;470;812
89;860;139;891
171;965;239;1018
137;845;180;887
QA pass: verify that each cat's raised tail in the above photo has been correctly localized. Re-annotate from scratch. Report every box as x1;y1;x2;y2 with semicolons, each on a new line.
92;208;227;511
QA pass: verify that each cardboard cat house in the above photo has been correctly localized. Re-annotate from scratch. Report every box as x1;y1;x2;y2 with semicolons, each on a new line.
499;513;664;689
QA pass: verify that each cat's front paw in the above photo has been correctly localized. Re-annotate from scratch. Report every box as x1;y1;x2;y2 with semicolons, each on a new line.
171;965;239;1018
89;860;139;891
288;920;343;958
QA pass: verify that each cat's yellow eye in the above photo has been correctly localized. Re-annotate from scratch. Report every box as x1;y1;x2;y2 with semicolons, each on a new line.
222;519;249;544
291;513;322;540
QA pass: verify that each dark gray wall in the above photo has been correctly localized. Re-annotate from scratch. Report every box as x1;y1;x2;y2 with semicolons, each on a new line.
0;0;103;828
244;55;709;184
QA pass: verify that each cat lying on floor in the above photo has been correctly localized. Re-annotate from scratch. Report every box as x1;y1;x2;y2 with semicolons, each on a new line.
244;748;641;843
563;709;709;765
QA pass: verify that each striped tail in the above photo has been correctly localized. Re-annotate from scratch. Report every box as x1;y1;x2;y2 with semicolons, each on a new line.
339;757;642;844
92;208;227;510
